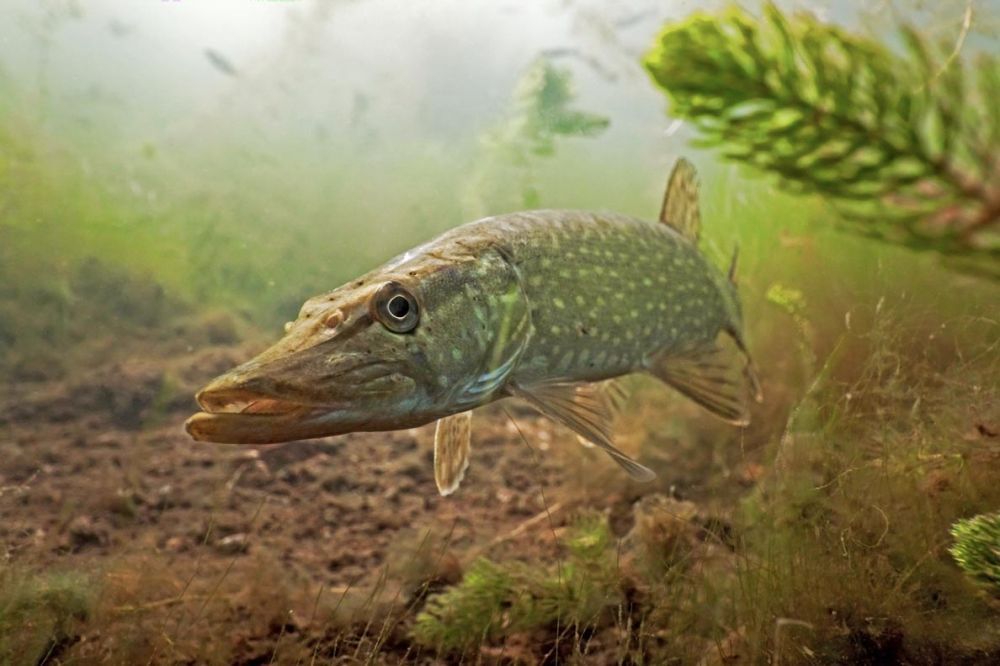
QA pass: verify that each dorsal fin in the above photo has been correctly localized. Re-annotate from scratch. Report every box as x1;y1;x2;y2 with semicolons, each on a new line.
658;158;701;243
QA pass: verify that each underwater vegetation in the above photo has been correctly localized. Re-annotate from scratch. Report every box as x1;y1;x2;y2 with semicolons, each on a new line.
645;3;1000;277
0;565;95;664
463;57;611;215
0;1;998;664
411;513;624;654
951;512;1000;595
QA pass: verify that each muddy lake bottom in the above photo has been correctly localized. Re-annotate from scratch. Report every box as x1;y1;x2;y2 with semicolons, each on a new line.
0;341;732;663
1;332;997;664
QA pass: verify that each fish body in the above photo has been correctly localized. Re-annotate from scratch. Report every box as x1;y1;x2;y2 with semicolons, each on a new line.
204;49;239;77
468;209;741;387
186;160;760;493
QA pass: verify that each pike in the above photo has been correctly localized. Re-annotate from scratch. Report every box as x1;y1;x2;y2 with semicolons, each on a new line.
186;159;762;494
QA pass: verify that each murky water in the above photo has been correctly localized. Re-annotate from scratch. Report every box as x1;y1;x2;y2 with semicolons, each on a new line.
1;1;998;663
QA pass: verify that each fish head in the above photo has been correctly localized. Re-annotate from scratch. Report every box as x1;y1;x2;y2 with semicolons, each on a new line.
185;245;528;444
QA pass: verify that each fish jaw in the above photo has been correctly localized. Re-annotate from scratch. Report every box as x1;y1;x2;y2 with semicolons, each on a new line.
186;408;333;444
184;405;423;444
186;379;326;443
185;327;424;444
186;371;423;444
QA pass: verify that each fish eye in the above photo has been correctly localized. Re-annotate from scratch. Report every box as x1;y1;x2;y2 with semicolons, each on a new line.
387;295;410;318
372;282;419;333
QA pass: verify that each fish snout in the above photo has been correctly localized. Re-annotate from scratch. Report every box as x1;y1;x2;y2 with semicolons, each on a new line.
194;361;297;412
194;384;253;413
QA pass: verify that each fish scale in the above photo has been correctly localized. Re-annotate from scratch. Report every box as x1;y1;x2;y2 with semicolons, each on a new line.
451;210;731;387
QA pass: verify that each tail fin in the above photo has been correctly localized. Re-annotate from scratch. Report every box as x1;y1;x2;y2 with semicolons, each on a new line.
728;326;764;403
723;246;763;403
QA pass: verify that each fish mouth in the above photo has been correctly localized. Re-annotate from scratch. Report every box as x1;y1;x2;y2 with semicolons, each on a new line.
185;350;419;444
195;387;311;416
185;386;338;444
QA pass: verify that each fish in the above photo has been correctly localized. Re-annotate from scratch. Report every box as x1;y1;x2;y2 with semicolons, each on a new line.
185;159;762;495
204;49;239;77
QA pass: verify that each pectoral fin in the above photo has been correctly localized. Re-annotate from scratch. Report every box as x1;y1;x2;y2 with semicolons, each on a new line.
434;411;473;496
646;340;755;426
509;380;656;482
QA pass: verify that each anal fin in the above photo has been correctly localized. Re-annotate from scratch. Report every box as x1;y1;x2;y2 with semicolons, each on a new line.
509;380;656;482
434;411;473;496
646;339;754;426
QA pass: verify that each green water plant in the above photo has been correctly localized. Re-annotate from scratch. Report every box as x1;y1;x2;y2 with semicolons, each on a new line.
950;511;1000;594
411;512;621;655
0;565;96;664
513;58;611;159
464;58;610;214
643;3;999;275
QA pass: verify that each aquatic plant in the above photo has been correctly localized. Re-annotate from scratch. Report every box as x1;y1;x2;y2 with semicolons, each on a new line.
951;511;1000;594
644;3;999;276
411;512;621;655
513;58;611;158
0;565;96;664
731;307;1000;662
464;58;610;214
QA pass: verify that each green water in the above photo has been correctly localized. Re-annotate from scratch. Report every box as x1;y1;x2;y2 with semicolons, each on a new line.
1;1;998;663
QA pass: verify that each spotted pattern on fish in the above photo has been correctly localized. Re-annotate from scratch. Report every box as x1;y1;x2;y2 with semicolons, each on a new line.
411;209;734;394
